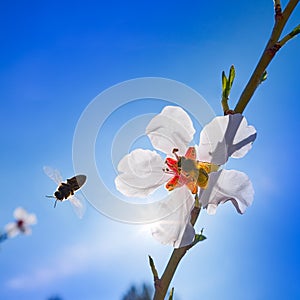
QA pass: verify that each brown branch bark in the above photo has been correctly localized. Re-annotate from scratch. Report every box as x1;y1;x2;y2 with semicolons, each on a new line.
234;0;299;113
151;2;299;299
153;205;201;300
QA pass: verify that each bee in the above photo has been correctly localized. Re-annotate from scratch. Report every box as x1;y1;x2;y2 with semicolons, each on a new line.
43;166;86;218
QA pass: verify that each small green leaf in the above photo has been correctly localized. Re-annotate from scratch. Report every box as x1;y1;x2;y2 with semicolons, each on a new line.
222;66;235;99
195;228;206;242
195;233;207;242
222;71;227;93
148;255;159;278
221;66;235;113
228;65;235;88
168;287;174;300
290;24;300;37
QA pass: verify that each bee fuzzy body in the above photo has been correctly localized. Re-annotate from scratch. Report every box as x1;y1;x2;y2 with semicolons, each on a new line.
54;175;87;201
44;166;87;216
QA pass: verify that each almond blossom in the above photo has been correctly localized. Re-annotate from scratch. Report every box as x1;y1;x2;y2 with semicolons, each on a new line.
4;207;37;238
115;106;256;247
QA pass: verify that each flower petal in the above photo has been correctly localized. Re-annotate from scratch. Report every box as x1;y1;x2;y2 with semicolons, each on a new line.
22;227;32;235
151;187;195;248
24;213;37;225
13;207;37;225
115;149;171;197
198;114;256;164
13;207;28;220
146;106;195;155
5;222;20;238
199;169;254;214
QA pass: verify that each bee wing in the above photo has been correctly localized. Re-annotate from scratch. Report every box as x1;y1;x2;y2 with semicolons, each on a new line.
67;175;87;191
68;195;86;219
43;166;63;185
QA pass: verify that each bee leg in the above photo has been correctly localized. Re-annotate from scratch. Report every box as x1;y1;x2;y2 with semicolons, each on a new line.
54;200;57;208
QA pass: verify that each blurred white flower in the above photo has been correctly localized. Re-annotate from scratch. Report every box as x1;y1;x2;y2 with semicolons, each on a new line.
115;106;256;247
5;207;37;238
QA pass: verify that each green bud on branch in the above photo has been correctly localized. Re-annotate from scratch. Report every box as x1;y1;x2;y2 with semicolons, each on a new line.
228;65;235;89
221;65;236;114
191;229;207;247
149;255;159;280
278;24;300;47
168;287;174;300
260;70;268;83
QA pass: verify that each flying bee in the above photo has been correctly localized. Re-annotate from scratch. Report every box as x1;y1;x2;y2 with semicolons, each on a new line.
43;166;86;218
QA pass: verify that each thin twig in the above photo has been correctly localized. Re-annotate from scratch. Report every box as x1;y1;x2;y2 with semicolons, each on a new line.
278;24;300;47
153;204;201;300
234;0;299;113
274;0;283;21
0;232;8;243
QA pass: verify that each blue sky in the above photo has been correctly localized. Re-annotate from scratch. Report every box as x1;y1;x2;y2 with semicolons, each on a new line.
0;1;299;299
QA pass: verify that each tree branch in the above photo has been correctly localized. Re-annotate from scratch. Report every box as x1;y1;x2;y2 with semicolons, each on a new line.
150;2;299;299
0;232;8;243
234;0;299;113
153;203;202;300
278;24;300;47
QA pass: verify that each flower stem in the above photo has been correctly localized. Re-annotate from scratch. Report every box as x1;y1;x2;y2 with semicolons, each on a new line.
0;232;8;243
234;0;299;113
153;204;201;300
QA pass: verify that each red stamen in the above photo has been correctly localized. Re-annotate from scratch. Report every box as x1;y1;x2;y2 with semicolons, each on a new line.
17;220;24;228
166;176;180;191
172;148;180;160
165;158;179;173
16;219;26;232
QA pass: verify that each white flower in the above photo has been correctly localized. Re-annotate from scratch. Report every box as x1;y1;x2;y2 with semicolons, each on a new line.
5;207;37;238
115;106;256;247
